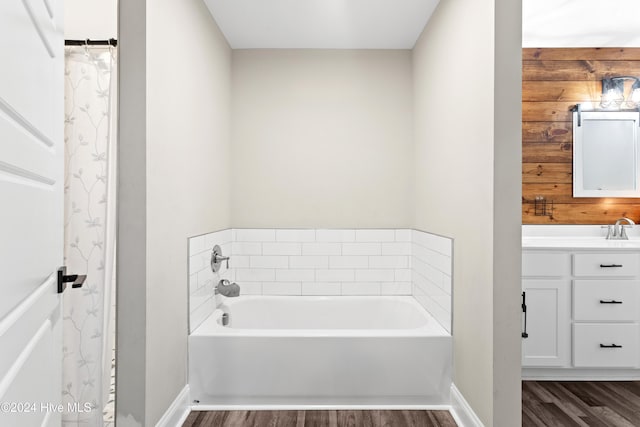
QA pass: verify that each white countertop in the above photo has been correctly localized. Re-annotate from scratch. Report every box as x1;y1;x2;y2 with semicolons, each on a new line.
522;225;640;249
523;236;640;249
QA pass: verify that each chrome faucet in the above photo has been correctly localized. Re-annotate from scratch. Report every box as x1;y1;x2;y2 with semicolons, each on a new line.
616;217;635;240
604;217;636;240
210;245;230;273
215;279;240;297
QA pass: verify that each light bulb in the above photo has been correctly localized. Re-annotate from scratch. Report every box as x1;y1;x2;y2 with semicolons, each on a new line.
601;88;624;109
631;88;640;106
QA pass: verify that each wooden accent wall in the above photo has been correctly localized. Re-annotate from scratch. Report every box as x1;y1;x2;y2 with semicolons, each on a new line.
523;48;640;224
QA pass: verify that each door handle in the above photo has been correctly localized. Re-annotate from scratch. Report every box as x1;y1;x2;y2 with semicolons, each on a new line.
57;266;87;293
521;291;529;338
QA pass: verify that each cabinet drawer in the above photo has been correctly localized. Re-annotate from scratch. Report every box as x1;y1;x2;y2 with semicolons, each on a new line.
573;323;639;368
574;280;640;321
522;252;570;277
573;253;639;277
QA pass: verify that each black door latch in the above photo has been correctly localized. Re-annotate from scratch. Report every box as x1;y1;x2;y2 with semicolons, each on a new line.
57;266;87;294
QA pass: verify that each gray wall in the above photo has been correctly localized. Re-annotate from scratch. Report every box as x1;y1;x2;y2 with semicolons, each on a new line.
117;0;232;424
493;0;522;424
117;0;147;424
412;0;521;424
231;49;414;228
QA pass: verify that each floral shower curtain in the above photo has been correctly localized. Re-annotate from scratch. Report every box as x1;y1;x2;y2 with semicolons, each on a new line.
62;45;117;427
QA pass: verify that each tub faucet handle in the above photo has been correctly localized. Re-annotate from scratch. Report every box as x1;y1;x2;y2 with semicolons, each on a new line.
211;245;230;272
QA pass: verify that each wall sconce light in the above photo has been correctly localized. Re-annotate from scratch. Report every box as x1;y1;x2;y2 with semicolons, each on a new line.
600;76;640;109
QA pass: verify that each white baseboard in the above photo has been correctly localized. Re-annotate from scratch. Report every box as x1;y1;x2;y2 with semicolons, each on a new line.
155;385;190;427
450;384;484;427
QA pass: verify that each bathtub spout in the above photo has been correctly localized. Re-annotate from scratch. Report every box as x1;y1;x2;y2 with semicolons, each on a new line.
215;279;240;297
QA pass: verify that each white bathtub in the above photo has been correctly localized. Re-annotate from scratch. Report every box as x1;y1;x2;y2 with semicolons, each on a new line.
188;296;452;408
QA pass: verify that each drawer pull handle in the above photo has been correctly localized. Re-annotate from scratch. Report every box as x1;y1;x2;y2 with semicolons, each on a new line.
600;264;623;268
600;300;623;304
600;344;623;348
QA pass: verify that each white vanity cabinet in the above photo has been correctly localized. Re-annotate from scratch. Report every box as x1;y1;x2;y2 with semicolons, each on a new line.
522;252;571;367
522;248;640;378
522;279;570;367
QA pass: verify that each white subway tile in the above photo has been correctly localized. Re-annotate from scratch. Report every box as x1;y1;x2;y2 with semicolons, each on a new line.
220;242;232;257
412;243;431;263
239;282;262;295
219;269;232;281
302;243;341;256
263;282;302;295
413;257;443;286
329;256;369;269
189;254;205;275
414;274;446;297
301;282;341;295
220;228;233;243
342;282;381;295
232;242;262;255
188;235;205;255
235;229;276;242
197;268;214;288
250;256;289;269
263;242;302;255
205;230;231;249
431;252;452;276
275;229;316;242
355;269;395;282
381;282;412;295
200;251;213;273
433;294;452;312
316;269;355;282
395;229;412;242
342;243;381;256
289;256;329;269
316;229;356;242
275;269;315;282
412;230;452;257
413;244;452;275
442;274;452;294
190;283;213;310
413;282;427;297
231;255;250;268
381;242;412;256
355;229;395;242
189;273;198;294
190;297;214;333
394;268;412;282
235;268;276;282
369;255;408;269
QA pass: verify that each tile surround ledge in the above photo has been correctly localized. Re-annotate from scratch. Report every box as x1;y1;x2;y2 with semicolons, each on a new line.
188;228;452;334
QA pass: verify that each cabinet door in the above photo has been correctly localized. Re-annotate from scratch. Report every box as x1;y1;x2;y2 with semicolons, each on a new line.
522;280;571;367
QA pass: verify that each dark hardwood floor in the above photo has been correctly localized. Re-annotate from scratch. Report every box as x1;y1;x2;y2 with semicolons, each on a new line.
523;381;640;426
182;410;457;427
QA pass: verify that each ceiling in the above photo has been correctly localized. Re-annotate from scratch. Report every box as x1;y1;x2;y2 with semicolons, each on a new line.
203;0;440;49
523;0;640;47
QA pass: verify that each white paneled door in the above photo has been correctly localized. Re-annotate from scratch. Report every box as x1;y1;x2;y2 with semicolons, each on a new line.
0;1;65;426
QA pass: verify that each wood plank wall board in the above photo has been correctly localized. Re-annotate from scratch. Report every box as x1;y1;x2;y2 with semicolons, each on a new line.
523;48;640;61
522;48;640;224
